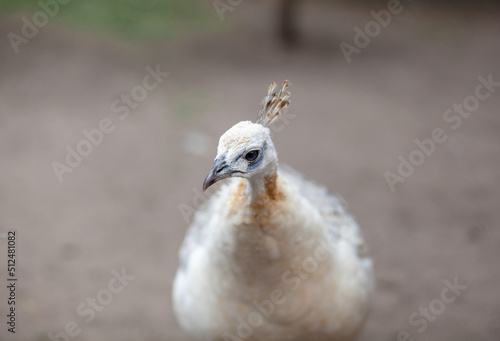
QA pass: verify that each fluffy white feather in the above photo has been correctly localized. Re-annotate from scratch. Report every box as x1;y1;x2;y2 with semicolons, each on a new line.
173;82;374;341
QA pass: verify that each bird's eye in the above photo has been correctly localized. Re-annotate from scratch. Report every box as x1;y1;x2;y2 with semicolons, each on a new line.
244;150;259;162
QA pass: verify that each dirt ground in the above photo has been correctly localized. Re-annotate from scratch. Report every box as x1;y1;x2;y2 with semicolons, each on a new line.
0;1;499;341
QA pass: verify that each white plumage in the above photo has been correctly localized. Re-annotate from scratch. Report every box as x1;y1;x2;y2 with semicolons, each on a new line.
173;81;374;341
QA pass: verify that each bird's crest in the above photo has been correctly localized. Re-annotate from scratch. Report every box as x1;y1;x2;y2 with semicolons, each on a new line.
256;80;291;127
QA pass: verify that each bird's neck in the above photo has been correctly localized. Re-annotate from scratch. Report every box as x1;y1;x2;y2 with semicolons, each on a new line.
221;169;323;288
247;165;279;203
226;164;282;228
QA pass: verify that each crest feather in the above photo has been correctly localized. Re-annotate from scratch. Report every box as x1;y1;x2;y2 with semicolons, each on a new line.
256;80;291;127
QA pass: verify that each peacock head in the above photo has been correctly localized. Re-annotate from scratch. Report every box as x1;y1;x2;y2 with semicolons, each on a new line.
203;81;291;191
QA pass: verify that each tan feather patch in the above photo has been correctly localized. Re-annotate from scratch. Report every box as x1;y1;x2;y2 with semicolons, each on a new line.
256;80;291;127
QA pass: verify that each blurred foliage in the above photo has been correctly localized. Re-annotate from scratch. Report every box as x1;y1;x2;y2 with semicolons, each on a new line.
0;0;220;42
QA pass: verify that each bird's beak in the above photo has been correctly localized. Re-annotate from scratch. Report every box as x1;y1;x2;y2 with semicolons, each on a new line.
203;157;231;191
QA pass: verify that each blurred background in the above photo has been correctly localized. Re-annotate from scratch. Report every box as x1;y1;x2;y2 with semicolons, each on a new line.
0;0;499;340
